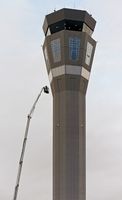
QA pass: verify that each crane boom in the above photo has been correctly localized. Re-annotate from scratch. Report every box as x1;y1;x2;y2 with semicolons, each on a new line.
12;86;49;200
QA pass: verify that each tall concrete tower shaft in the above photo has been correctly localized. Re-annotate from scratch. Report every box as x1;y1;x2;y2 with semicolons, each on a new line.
43;8;96;200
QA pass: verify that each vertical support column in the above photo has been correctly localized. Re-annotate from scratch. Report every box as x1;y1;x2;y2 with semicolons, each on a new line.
53;86;86;200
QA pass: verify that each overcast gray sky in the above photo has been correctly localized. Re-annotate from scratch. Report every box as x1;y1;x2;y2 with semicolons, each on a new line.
0;0;122;199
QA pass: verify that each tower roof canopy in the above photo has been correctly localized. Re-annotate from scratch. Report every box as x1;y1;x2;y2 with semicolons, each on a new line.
43;8;96;35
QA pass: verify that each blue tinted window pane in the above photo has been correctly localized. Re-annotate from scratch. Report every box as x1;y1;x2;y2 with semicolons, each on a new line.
51;39;61;63
69;37;80;61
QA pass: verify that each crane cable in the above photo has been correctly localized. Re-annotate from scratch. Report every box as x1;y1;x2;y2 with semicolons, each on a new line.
12;86;49;200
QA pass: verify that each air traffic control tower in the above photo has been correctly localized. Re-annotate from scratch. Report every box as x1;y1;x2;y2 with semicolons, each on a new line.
43;8;96;200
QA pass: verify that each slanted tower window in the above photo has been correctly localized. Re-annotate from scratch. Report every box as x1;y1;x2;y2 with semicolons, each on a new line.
46;20;84;35
44;47;50;71
69;37;80;61
85;42;93;66
51;38;61;62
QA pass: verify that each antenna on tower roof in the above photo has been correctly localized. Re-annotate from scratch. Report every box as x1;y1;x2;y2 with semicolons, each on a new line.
54;6;56;12
73;0;76;8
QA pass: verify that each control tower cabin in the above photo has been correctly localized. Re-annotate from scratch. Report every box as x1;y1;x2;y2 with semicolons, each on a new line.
43;8;96;200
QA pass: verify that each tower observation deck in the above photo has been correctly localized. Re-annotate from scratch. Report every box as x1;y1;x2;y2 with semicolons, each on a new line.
43;8;96;200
